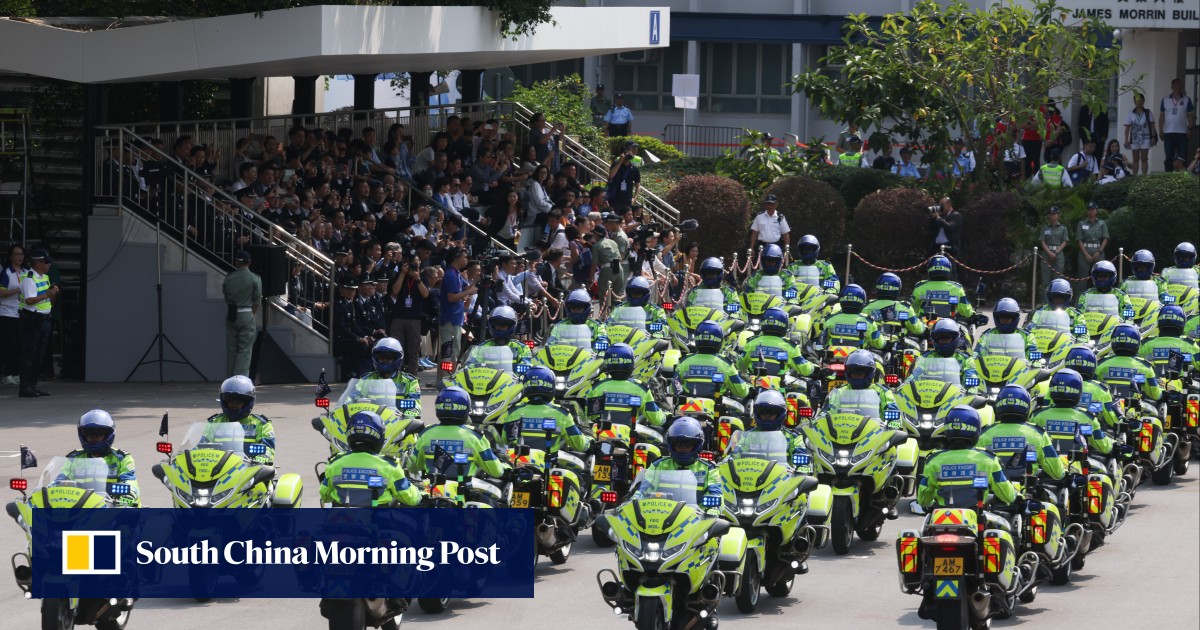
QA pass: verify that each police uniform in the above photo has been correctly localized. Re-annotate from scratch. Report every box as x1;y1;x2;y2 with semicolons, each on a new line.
1038;219;1070;294
838;151;870;168
333;278;371;379
223;252;261;377
1033;162;1071;188
750;209;790;248
590;86;612;127
18;252;55;397
1075;214;1109;289
603;96;634;137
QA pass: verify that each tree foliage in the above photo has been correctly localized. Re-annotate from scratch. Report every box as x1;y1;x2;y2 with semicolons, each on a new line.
791;0;1133;190
508;74;603;153
716;129;825;200
664;175;751;259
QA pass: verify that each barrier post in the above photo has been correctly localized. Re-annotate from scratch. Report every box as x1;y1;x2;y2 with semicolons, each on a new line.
1117;247;1124;282
1030;247;1038;310
845;244;853;285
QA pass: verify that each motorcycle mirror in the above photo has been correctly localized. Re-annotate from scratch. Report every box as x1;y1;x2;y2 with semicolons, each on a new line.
889;431;910;448
151;463;166;483
707;519;732;538
5;501;19;520
796;476;819;495
310;417;325;433
252;466;276;487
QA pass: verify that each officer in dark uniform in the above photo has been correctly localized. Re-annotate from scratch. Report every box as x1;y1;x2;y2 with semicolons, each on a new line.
372;272;394;319
354;273;388;343
333;275;371;379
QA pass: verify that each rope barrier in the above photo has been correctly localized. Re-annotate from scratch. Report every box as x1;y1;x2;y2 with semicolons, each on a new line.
946;252;1032;276
850;251;937;274
1035;251;1093;282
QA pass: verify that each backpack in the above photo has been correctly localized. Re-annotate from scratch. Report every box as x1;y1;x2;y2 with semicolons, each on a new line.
572;242;593;281
537;227;563;251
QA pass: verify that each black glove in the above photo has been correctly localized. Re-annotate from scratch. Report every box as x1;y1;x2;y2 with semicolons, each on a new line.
1113;444;1136;461
970;314;989;327
499;468;516;484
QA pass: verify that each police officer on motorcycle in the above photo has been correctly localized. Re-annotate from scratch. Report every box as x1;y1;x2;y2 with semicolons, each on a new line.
320;410;421;507
977;384;1065;480
916;406;1018;513
786;235;840;293
865;272;926;337
911;255;979;323
478;305;534;367
824;349;901;427
737;307;815;379
583;343;667;428
1029;369;1116;456
1095;324;1164;402
550;289;608;345
685;257;739;306
1139;305;1199;370
674;321;751;400
814;284;886;351
357;337;422;412
208;375;276;465
1025;279;1088;342
632;417;723;503
500;366;593;454
408;386;510;480
915;320;980;392
622;276;668;331
1121;249;1168;295
974;297;1038;359
66;410;140;507
744;244;792;292
1078;260;1134;317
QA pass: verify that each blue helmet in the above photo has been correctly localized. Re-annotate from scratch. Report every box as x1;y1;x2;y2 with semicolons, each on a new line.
928;255;953;280
1091;260;1117;290
77;410;116;456
1131;249;1155;280
694;320;724;354
1158;304;1186;337
487;306;519;342
371;337;405;374
603;343;636;380
875;273;902;300
626;276;652;307
845;349;876;389
931;319;961;357
1047;278;1073;308
995;384;1032;423
346;410;386;453
1175;242;1197;268
1110;323;1141;357
566;289;592;324
1048;368;1083;408
218;375;256;421
797;234;821;264
1064;347;1098;379
522;366;556;402
434;386;471;425
941;406;982;448
839;284;867;314
761;307;790;337
753;390;788;432
665;417;706;465
761;244;784;274
699;257;725;288
993;298;1021;334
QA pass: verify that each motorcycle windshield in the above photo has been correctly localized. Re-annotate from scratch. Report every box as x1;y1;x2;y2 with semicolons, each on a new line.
463;346;516;375
631;469;702;507
689;288;725;309
792;266;820;287
1124;280;1159;302
587;393;637;426
1163;267;1198;289
1083;293;1119;317
727;430;790;466
756;275;786;299
514;418;559;450
1031;309;1072;334
833;388;883;419
608;306;648;331
909;357;963;385
547;324;594;350
36;456;113;499
179;422;250;454
980;333;1026;360
335;378;401;414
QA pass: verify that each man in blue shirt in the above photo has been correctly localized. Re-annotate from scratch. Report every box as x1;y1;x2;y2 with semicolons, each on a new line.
438;247;477;380
604;93;635;137
891;146;923;179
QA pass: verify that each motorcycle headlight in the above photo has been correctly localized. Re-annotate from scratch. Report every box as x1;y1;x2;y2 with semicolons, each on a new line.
622;538;641;558
210;486;235;505
849;450;871;465
193;487;212;507
472;400;486;414
738;497;756;517
661;542;688;559
834;449;852;467
756;497;779;514
920;414;934;429
173;485;192;504
642;541;663;562
555;376;567;391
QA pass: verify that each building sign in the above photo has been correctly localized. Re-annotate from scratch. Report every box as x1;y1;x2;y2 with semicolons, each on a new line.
1042;0;1199;29
650;10;661;45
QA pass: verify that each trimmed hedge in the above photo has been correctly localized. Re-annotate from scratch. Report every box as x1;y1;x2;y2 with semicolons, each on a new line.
665;175;751;259
1112;172;1200;263
764;176;848;252
606;135;685;161
837;168;908;215
846;188;936;287
1089;176;1135;212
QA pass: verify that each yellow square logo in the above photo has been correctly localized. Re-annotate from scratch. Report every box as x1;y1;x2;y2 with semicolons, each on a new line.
61;531;121;575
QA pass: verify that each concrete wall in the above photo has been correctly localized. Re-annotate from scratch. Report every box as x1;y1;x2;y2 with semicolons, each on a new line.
1120;29;1187;172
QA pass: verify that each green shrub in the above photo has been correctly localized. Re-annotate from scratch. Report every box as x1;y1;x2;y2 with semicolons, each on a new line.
961;191;1027;280
639;157;720;199
764;177;848;252
838;168;907;214
1089;176;1135;212
811;165;867;196
509;74;603;153
606;135;685;161
665;175;751;259
846;188;936;287
1114;172;1200;263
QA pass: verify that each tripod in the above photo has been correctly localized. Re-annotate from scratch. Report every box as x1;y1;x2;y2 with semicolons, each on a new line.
126;213;206;384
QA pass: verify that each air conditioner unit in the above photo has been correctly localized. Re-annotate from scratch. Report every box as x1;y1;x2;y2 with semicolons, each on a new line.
617;50;655;63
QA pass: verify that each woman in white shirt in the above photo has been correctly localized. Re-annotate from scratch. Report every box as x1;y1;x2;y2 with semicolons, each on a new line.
1124;92;1156;176
0;244;25;385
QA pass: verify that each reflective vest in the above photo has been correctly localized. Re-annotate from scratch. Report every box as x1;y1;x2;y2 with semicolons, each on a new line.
1039;164;1065;187
21;271;51;314
839;151;864;167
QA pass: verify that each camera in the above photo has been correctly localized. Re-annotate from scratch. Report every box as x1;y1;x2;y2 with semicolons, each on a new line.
927;204;943;214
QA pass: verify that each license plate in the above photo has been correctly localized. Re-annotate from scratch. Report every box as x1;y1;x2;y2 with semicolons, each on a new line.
511;492;531;508
827;379;845;391
593;464;611;482
933;557;963;576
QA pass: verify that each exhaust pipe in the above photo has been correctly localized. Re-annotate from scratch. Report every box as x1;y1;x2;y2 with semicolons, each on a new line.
536;523;557;548
601;581;622;599
969;591;991;618
881;484;900;501
700;581;721;605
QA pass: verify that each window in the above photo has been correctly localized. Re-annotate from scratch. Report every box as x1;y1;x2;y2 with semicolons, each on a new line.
612;41;689;112
698;43;791;114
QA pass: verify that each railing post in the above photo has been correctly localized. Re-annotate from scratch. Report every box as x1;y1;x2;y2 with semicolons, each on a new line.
1030;247;1038;310
1117;247;1124;282
844;244;853;286
181;171;190;271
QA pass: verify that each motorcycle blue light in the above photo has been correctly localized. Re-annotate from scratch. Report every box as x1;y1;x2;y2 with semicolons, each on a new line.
453;453;470;465
965;377;980;387
792;453;811;466
542;419;558;431
949;296;959;305
1028;351;1043;361
784;288;798;299
884;410;900;421
1121;307;1134;318
822;279;835;289
368;476;385;488
725;303;740;313
1025;450;1037;462
109;483;130;496
247;443;267;455
1073;325;1088;335
972;477;988;489
1162;294;1175;303
1088;403;1102;413
398;399;417;409
701;494;721;508
515;364;529;373
648;322;663;332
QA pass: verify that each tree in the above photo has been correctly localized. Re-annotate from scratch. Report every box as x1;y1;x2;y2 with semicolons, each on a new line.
791;0;1133;190
509;74;603;152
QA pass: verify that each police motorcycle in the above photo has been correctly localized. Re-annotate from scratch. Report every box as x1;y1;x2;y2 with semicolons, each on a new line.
533;323;606;415
7;455;136;630
665;371;747;460
606;304;673;388
1025;308;1086;369
806;322;887;408
800;392;915;555
735;274;803;351
897;354;991;446
871;303;924;387
585;394;667;547
667;298;739;360
1105;373;1177;487
743;344;816;430
151;419;303;600
895;476;1040;630
917;295;978;352
973;334;1046;403
440;344;528;425
1162;265;1198;317
313;376;425;462
595;468;748;630
1154;350;1200;474
715;428;823;610
789;264;840;326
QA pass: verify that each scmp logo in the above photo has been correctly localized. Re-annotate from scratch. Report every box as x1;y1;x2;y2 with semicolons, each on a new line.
62;531;121;575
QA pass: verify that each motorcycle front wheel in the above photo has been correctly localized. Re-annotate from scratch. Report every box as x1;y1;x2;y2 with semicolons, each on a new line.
831;495;855;555
325;599;366;630
417;598;449;614
735;553;761;613
94;608;131;630
41;599;75;630
634;597;666;630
